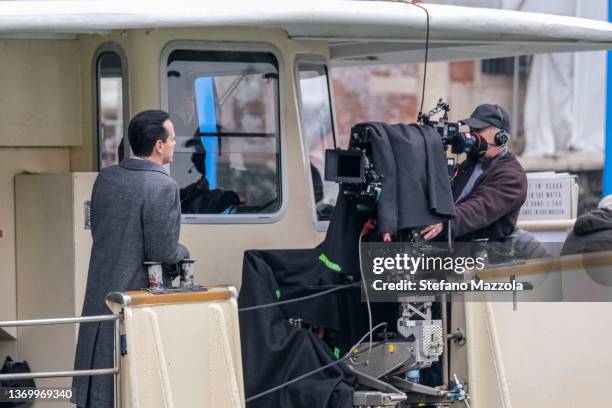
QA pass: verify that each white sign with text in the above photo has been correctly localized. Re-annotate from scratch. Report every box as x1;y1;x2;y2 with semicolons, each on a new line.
519;172;577;221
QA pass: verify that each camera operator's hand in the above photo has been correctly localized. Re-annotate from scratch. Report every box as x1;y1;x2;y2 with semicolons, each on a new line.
421;223;443;241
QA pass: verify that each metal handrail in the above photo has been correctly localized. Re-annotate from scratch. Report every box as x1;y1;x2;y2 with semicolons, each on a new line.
0;368;119;380
0;312;123;407
0;314;119;328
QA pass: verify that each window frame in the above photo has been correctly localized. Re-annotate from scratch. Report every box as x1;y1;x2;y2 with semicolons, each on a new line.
160;40;288;224
294;54;339;232
92;42;130;171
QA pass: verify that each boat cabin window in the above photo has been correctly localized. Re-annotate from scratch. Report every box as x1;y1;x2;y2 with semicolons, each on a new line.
96;50;126;169
296;61;338;227
166;49;281;220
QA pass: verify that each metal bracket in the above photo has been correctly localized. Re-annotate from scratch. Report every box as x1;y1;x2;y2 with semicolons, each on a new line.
386;376;446;397
353;391;407;407
447;328;466;346
346;364;404;395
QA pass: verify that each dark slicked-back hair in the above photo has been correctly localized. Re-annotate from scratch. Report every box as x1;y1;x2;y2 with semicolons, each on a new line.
127;110;170;157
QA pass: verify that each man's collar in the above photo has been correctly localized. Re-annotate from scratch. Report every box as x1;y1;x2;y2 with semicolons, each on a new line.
119;158;169;176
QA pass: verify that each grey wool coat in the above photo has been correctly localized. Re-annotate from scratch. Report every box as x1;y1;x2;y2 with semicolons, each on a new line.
72;158;189;407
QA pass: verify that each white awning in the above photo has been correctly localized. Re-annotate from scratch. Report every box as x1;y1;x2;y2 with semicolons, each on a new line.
1;1;611;63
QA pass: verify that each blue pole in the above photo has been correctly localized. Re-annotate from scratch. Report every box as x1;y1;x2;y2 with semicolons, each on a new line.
604;0;612;195
195;77;218;189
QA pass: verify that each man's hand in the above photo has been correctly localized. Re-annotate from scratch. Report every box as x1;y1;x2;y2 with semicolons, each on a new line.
421;223;443;241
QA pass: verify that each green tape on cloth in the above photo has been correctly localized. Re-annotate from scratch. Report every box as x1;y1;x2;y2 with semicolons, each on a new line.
318;253;341;272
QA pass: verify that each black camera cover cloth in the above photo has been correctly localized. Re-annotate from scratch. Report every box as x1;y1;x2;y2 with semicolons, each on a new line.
239;194;369;408
239;249;357;408
238;123;456;407
360;122;455;234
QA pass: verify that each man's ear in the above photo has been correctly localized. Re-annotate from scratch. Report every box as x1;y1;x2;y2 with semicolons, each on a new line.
154;139;164;154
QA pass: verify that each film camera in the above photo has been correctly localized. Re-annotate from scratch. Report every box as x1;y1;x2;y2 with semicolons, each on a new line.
418;98;484;155
325;99;481;210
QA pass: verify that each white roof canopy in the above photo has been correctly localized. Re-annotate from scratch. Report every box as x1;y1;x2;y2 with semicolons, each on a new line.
1;0;612;64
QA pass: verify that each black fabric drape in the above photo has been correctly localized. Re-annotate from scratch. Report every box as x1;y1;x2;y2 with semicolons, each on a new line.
239;249;357;408
364;122;455;235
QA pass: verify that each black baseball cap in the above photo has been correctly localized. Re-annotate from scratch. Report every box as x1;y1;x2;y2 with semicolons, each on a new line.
184;137;206;153
461;103;510;133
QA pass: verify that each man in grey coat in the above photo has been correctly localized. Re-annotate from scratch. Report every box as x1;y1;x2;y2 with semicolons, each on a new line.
72;110;189;407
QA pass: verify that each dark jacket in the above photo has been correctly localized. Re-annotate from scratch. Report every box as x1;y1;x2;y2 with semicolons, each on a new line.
72;159;189;408
451;152;527;241
561;208;612;255
180;177;240;214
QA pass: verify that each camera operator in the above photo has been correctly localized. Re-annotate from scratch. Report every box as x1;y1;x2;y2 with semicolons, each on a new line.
421;104;527;242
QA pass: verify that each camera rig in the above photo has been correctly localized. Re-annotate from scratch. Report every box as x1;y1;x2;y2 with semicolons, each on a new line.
325;99;480;211
419;98;483;156
321;102;485;406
